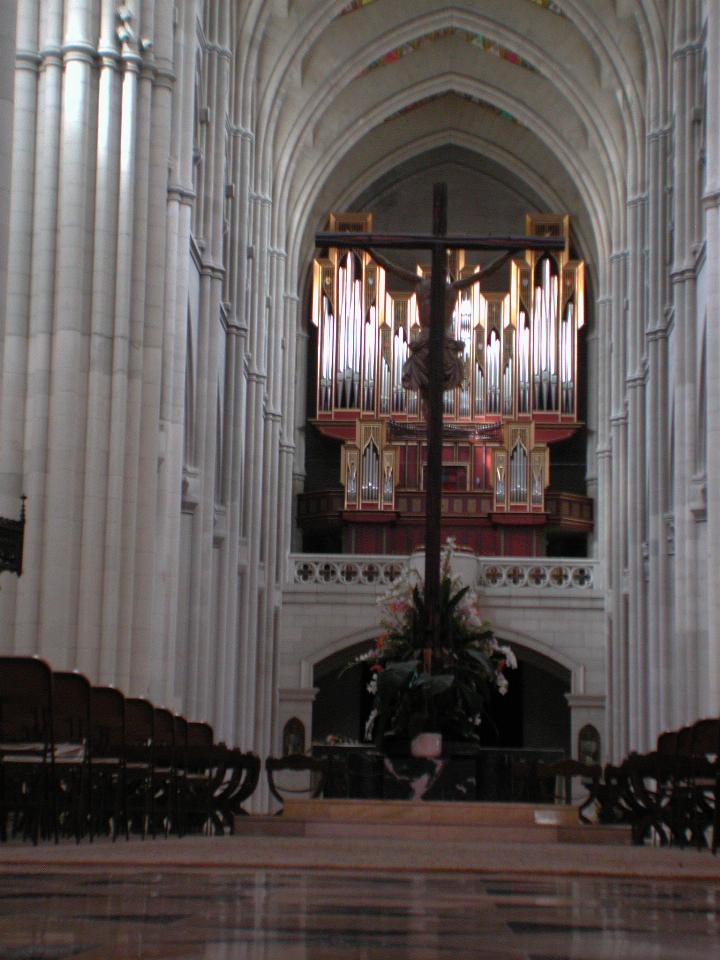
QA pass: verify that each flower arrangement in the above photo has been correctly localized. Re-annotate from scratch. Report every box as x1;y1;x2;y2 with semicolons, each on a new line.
348;540;516;746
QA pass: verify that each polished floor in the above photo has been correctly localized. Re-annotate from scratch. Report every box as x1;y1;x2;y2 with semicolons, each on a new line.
1;865;720;959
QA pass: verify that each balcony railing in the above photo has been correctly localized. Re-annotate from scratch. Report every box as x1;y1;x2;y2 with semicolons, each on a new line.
288;554;600;591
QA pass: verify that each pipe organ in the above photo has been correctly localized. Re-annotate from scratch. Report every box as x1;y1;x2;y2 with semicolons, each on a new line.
306;212;590;556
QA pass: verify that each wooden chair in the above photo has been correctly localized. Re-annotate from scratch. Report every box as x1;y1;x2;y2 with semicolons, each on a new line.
265;754;331;813
213;748;261;829
151;707;177;837
0;656;57;843
123;697;154;838
52;671;91;842
88;686;125;839
183;721;215;834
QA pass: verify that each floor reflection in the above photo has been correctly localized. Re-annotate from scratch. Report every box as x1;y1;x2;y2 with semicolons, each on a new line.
0;868;718;959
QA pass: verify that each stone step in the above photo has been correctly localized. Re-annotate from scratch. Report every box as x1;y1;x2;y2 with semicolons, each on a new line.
234;799;631;846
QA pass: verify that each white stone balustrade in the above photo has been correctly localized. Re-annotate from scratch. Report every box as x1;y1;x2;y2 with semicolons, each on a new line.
289;554;600;592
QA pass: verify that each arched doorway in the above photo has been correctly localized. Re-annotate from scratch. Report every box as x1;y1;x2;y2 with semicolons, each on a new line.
312;638;570;753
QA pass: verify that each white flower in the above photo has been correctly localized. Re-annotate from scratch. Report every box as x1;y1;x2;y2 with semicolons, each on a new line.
364;707;378;741
498;644;517;670
496;673;509;696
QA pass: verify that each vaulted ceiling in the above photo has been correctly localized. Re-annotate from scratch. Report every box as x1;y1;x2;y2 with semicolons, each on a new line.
238;0;668;288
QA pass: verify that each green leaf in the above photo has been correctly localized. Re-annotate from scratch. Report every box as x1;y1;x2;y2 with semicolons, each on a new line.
413;672;454;696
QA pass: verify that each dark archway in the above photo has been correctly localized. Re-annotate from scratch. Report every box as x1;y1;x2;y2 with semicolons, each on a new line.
312;638;570;753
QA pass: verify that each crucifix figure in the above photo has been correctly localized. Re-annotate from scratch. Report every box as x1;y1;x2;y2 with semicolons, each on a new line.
365;246;513;395
316;184;564;667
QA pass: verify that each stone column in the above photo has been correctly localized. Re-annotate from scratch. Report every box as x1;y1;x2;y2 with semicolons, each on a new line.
0;0;29;643
670;5;702;725
645;123;672;738
703;1;720;713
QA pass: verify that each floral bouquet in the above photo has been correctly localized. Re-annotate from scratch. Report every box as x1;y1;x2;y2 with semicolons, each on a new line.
348;540;516;746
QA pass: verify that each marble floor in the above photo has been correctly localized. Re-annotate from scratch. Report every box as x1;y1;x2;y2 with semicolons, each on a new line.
1;866;719;959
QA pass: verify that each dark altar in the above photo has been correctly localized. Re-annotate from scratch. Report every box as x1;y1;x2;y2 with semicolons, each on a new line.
313;743;564;803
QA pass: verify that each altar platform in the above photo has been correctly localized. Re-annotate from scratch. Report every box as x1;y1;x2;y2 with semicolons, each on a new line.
233;798;631;846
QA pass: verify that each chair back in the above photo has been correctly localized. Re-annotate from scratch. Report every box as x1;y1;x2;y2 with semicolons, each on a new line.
656;730;678;755
690;718;720;758
124;698;154;751
0;656;53;749
265;754;331;808
89;686;125;757
187;721;213;748
173;715;188;750
676;725;694;755
53;671;91;746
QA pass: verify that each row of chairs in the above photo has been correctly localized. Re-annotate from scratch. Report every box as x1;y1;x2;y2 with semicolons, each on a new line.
0;655;260;843
596;718;720;850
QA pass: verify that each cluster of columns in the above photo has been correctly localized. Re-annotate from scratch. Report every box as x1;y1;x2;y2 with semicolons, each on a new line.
599;0;720;759
0;0;300;781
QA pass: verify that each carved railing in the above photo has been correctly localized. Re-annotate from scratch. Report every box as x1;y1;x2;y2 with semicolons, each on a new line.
289;554;599;591
290;555;406;587
476;559;596;590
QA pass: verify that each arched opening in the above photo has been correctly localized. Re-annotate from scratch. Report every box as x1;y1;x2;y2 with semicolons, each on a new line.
311;637;570;754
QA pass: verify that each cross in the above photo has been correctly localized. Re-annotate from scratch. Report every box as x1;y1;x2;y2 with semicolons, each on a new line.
316;183;565;666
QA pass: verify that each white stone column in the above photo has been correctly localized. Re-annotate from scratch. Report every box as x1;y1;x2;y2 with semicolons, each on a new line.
703;1;720;714
154;0;197;711
0;0;17;368
645;123;673;739
36;0;97;666
670;6;702;725
625;192;649;751
12;0;63;654
75;0;120;675
0;0;29;643
609;249;629;760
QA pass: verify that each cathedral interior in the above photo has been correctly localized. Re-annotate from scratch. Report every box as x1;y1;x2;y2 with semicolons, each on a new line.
1;0;718;785
0;0;718;848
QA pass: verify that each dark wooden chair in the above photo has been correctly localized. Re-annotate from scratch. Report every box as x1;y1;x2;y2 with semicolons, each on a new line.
123;697;154;838
265;754;331;813
88;685;125;839
52;670;91;842
0;656;57;843
183;721;215;834
151;707;177;837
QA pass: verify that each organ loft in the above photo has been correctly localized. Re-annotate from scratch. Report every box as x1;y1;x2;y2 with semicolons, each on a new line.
300;212;591;558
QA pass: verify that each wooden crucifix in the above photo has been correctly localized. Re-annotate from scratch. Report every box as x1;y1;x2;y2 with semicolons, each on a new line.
316;183;565;668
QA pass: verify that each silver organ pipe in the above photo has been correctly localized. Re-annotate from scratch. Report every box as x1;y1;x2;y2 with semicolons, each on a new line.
459;293;472;417
549;271;558;408
352;266;361;407
503;358;513;416
392;327;407;412
510;442;527;503
488;329;500;413
407;295;419;416
335;254;363;408
561;301;574;413
518;312;530;413
362;440;379;501
532;257;560;411
363;303;376;411
320;295;335;411
336;258;347;406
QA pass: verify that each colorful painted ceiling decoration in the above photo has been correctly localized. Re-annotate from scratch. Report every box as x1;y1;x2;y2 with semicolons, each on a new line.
360;28;536;78
527;0;566;16
340;0;379;15
342;0;565;20
385;91;517;125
